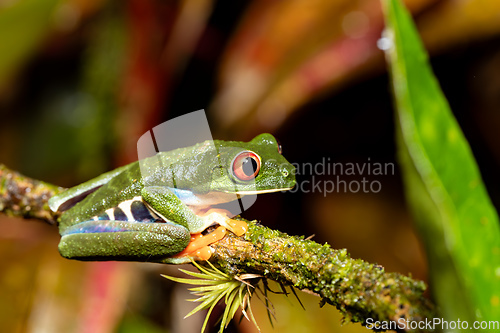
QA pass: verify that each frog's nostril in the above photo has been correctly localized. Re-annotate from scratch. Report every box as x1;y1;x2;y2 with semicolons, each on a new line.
282;169;289;177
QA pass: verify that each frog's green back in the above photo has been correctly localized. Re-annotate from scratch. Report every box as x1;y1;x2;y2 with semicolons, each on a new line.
52;134;296;232
53;141;217;230
48;164;131;213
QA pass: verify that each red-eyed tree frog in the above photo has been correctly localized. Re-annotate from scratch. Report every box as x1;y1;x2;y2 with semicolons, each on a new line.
49;134;296;264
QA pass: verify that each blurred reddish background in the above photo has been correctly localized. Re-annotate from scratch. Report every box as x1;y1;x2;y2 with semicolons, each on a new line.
1;0;500;332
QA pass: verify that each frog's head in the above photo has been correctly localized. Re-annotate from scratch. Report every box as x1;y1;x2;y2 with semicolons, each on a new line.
208;134;296;195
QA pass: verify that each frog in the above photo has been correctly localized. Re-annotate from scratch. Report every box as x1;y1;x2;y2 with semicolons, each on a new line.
48;133;296;264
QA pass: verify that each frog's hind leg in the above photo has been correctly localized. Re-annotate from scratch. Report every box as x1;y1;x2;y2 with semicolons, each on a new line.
58;220;190;261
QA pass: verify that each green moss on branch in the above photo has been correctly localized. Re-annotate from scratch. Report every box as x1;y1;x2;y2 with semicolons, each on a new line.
210;221;435;332
0;164;63;224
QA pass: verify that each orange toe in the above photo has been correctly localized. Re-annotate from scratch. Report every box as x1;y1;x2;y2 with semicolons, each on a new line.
197;208;248;236
226;219;247;236
192;246;213;260
174;226;227;260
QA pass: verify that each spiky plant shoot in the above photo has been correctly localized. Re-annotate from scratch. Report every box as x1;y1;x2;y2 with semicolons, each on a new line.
162;261;264;333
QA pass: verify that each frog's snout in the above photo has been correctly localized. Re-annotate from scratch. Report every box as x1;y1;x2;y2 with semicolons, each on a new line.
280;163;296;189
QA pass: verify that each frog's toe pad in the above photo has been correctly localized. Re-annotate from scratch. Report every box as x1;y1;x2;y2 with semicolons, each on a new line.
189;246;213;261
225;219;247;236
174;226;226;260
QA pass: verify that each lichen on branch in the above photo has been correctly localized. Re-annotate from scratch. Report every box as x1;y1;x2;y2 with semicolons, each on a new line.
0;164;435;332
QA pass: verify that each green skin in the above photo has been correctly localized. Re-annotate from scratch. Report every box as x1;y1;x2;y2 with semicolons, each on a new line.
49;134;296;264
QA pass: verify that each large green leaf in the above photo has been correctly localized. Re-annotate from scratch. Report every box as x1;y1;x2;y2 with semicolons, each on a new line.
382;0;500;324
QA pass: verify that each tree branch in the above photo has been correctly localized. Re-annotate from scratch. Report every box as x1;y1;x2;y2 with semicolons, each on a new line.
211;222;435;332
0;164;63;224
0;164;435;331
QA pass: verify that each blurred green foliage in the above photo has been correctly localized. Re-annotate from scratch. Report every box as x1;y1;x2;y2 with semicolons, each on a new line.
384;0;500;323
116;315;166;333
0;0;60;90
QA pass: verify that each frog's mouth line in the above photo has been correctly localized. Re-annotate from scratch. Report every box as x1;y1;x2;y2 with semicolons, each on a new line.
226;187;294;195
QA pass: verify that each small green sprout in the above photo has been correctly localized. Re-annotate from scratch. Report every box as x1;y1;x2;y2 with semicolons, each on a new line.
162;260;265;333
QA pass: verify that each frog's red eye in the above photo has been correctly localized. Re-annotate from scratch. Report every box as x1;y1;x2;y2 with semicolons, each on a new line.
232;151;261;181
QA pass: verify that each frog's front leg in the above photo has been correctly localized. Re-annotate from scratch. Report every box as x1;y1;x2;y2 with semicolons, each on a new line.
197;208;248;236
140;186;246;261
141;186;246;235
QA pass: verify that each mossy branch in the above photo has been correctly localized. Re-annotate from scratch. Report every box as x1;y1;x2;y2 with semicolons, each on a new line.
0;164;435;331
211;222;435;332
0;164;63;224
